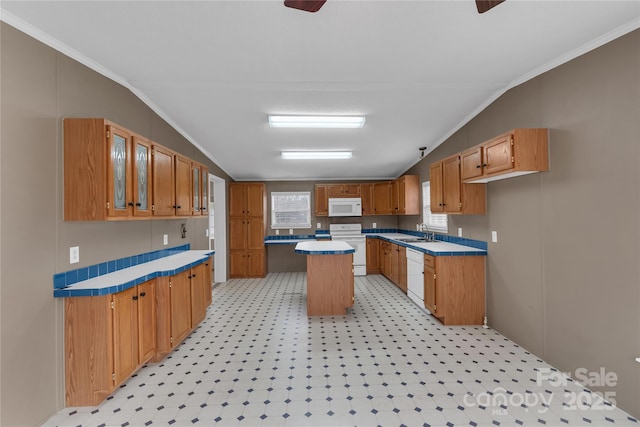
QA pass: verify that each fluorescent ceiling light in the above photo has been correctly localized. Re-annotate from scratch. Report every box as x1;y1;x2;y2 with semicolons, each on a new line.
281;151;353;160
269;115;365;128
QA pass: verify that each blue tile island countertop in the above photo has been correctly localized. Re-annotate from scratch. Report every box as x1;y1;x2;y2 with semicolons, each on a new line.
294;240;355;255
53;249;214;297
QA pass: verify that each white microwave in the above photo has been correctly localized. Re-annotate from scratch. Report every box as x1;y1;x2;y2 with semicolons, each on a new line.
328;198;362;217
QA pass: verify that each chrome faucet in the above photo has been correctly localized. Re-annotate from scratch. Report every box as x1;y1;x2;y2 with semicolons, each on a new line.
418;223;435;241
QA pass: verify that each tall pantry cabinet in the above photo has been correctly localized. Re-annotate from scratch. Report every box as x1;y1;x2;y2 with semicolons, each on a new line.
229;183;267;278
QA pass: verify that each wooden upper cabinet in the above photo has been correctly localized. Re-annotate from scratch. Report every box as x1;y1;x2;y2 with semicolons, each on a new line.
393;175;420;215
373;182;392;215
314;184;328;216
174;154;192;216
191;162;202;215
431;154;486;215
151;144;176;217
229;184;247;217
131;136;152;217
246;183;265;217
328;184;361;198
361;183;374;215
201;167;209;215
64;118;208;221
230;183;265;217
462;128;549;183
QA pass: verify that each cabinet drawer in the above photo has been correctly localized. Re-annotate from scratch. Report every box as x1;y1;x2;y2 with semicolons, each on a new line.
424;254;435;268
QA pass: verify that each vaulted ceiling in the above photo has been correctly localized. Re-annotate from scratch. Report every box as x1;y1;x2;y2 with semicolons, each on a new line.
2;1;638;180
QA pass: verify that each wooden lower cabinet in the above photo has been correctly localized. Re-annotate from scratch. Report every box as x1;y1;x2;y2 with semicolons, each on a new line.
425;255;485;325
366;238;380;274
64;281;156;407
230;250;265;277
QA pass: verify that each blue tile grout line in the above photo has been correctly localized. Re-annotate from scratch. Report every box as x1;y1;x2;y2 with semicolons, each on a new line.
53;244;191;290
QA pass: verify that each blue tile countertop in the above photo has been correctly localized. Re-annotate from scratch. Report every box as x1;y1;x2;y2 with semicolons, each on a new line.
366;232;487;256
294;241;355;255
264;234;330;245
53;249;214;297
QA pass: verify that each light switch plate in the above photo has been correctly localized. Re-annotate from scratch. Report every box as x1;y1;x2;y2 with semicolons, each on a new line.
289;229;294;235
163;234;168;245
372;223;377;229
491;231;498;243
70;246;79;264
317;223;321;229
275;229;280;235
458;227;463;237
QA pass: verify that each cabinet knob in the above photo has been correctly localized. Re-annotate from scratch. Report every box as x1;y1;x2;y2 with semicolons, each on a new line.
135;202;141;207
476;165;482;168
140;292;146;297
128;202;134;207
192;274;197;278
132;295;138;301
482;163;487;167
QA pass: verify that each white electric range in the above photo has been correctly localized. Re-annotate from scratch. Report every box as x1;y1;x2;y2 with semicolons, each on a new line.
329;223;366;276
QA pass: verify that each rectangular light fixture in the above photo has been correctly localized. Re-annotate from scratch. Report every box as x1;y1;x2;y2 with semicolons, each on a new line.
281;151;353;160
269;115;365;128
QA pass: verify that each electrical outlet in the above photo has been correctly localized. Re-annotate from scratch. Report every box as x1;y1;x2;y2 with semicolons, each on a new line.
289;229;294;235
163;234;168;245
458;227;463;237
372;223;377;229
205;229;209;237
491;231;498;243
275;229;280;235
69;246;79;264
317;222;321;229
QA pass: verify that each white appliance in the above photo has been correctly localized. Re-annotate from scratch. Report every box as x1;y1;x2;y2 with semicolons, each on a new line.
329;223;366;276
328;198;362;217
406;248;426;308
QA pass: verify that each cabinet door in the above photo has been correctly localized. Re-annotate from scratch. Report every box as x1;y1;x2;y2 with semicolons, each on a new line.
229;217;247;251
170;270;192;347
366;238;380;274
398;246;407;292
246;184;265;217
314;184;328;216
132;136;152;217
151;145;175;216
247;250;266;277
229;184;247;216
230;251;247;277
201;167;209;215
204;257;213;307
343;184;361;197
107;125;132;218
429;162;444;213
174;154;192;216
361;183;374;215
373;182;392;215
190;263;207;326
247;219;265;251
192;163;201;215
484;133;514;175
327;185;344;198
137;280;156;364
391;179;401;214
112;287;138;385
442;156;462;213
424;263;437;314
460;146;483;181
390;244;399;284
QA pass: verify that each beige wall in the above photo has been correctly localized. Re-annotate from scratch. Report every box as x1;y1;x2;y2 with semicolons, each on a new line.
0;23;231;426
400;29;640;417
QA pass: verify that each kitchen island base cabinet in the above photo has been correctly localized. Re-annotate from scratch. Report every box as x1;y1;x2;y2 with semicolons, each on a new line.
306;254;354;316
425;255;485;326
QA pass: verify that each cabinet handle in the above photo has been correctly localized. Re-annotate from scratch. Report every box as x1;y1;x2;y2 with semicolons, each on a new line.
132;295;138;301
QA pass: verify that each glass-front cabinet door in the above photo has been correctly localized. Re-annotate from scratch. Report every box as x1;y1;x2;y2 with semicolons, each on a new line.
192;163;201;215
201;167;209;215
107;125;132;218
132;136;152;217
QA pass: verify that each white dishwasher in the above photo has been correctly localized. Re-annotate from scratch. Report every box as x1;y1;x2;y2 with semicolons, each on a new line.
406;248;425;308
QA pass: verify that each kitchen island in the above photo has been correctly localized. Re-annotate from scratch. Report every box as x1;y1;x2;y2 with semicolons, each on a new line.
295;241;355;316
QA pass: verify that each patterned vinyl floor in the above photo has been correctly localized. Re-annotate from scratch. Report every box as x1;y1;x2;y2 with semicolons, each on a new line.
43;273;639;427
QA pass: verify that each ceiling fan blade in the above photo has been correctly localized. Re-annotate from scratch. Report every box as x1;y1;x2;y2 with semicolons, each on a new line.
284;0;327;13
476;0;506;13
